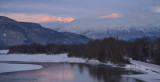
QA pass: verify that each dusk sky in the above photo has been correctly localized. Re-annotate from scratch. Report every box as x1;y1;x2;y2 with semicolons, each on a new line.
0;0;160;24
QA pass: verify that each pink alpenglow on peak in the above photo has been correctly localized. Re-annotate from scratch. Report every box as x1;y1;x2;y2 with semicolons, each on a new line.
0;13;75;23
37;16;75;23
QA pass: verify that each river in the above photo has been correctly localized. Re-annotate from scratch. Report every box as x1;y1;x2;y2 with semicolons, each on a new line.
0;62;143;82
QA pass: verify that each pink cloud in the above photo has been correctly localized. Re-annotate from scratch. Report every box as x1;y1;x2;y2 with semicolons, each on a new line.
0;13;47;22
155;7;160;13
98;13;122;19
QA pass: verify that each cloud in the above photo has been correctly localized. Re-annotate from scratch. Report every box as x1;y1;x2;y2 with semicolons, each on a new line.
0;13;75;23
0;13;48;22
155;7;160;13
37;16;75;23
98;13;122;19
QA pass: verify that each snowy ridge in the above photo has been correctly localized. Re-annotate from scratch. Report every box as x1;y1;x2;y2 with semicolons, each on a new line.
58;18;160;40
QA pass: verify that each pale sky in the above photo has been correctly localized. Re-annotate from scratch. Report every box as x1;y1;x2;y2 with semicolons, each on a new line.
0;0;160;25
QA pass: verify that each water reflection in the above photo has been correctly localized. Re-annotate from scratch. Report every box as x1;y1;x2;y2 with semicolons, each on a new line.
0;63;143;82
76;64;143;82
36;64;74;82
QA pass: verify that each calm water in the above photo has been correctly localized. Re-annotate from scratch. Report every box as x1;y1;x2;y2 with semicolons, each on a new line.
0;63;143;82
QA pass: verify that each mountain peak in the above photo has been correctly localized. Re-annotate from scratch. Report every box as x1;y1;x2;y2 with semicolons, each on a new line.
0;16;90;49
36;16;75;23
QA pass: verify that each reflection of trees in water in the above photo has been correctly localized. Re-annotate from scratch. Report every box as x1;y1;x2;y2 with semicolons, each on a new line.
77;64;140;82
75;63;85;74
0;63;142;82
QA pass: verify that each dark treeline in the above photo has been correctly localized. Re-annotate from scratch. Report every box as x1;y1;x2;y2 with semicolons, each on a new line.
8;37;160;65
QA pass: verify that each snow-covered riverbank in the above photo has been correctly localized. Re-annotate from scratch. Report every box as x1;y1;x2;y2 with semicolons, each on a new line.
124;58;160;82
0;50;160;82
0;50;96;74
0;50;100;63
0;53;87;63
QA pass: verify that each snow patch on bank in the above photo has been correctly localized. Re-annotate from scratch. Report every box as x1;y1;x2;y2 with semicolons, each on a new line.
0;50;100;74
124;58;160;82
0;50;97;63
0;53;87;63
0;50;101;63
0;63;43;73
0;50;8;54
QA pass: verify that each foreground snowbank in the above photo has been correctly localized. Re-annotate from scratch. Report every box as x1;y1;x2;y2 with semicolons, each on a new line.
124;58;160;82
0;63;43;73
0;50;99;74
0;50;94;63
0;53;87;63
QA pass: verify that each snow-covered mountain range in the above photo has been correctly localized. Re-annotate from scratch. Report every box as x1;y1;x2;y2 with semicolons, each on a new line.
41;18;160;40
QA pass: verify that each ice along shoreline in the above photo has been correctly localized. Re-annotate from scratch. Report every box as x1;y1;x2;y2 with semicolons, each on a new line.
0;63;43;73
